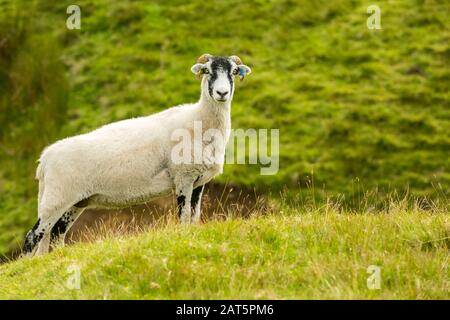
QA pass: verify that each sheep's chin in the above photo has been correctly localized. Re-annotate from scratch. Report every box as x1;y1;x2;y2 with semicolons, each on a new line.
207;95;228;104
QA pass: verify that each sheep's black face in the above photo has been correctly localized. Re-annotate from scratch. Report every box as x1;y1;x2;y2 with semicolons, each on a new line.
191;55;251;104
205;57;235;102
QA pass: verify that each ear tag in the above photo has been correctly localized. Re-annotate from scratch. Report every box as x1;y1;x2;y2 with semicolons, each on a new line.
238;67;247;81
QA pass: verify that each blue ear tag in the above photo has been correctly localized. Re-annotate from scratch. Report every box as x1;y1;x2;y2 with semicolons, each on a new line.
238;67;247;80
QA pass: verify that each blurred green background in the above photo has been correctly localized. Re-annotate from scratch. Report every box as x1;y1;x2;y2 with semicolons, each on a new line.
0;0;449;255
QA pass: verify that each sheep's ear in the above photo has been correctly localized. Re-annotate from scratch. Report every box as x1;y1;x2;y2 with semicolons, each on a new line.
238;65;252;81
191;63;205;80
191;63;204;75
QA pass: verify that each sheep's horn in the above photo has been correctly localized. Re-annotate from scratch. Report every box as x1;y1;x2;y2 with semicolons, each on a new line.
197;53;212;64
229;55;243;65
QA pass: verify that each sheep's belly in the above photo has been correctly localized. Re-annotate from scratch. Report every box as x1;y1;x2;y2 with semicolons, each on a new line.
88;168;174;209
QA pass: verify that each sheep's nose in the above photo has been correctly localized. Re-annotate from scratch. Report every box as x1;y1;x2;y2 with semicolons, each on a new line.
216;90;229;97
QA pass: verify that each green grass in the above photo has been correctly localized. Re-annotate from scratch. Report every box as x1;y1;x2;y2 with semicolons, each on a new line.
0;207;448;299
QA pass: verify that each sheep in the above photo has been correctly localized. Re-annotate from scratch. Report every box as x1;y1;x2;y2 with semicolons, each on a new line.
22;54;252;257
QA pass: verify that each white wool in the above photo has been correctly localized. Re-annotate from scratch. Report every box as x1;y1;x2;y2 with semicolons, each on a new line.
37;96;231;213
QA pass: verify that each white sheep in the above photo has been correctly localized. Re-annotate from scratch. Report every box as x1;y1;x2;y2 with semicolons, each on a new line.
22;54;252;257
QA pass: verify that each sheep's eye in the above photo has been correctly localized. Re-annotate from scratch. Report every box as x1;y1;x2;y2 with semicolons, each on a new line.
201;68;209;74
232;68;239;75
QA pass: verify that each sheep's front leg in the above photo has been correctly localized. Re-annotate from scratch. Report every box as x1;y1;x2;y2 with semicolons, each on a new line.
191;185;204;223
176;182;194;224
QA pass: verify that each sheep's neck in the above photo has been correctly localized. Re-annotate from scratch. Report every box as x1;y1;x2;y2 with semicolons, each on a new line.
198;97;231;138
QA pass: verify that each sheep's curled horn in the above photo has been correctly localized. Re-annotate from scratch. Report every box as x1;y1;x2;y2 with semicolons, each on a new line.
229;55;242;65
197;53;212;64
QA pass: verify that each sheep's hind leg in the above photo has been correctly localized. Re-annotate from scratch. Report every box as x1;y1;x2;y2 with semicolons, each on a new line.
22;218;43;257
35;233;50;256
191;185;204;223
49;206;86;249
22;211;62;257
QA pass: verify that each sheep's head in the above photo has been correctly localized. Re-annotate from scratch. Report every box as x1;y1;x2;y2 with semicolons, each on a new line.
191;54;252;104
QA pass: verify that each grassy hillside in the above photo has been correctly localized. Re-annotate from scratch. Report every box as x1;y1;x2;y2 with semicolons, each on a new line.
0;207;448;299
0;0;449;255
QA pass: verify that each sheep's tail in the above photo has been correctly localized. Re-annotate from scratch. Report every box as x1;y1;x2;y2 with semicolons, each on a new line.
36;146;50;180
35;148;49;181
35;159;44;180
35;156;46;214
